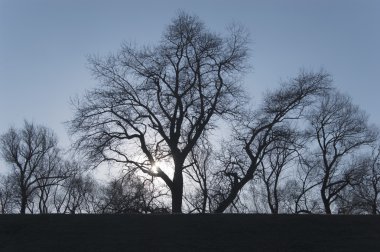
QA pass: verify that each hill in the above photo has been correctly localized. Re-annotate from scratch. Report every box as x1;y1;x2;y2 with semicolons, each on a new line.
1;214;380;251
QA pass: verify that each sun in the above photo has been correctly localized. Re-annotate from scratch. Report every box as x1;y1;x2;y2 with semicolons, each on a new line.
151;161;162;174
151;160;172;174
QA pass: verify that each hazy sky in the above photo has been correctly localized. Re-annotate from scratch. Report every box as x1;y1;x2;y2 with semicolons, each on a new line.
1;0;379;149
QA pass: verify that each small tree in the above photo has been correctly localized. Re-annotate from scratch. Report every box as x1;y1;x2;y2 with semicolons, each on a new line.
35;148;70;213
0;121;66;214
184;140;215;213
99;173;169;214
53;163;98;214
355;149;380;214
0;174;17;214
284;156;323;214
336;148;380;214
258;125;301;214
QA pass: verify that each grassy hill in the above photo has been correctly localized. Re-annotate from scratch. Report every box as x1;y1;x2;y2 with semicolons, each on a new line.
1;214;380;251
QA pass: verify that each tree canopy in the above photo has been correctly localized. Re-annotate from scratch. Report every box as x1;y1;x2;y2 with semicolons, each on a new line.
69;13;250;212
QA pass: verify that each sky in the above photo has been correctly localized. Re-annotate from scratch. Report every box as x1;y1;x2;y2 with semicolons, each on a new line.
1;0;379;151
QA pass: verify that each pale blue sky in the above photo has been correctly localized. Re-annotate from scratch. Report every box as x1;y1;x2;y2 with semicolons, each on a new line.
1;0;379;149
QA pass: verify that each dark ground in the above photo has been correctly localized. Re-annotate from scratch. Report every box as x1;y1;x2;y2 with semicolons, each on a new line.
0;214;379;252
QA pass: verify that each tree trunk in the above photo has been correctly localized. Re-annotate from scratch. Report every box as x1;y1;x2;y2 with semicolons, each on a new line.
20;197;27;214
214;188;239;213
321;189;331;214
171;168;183;213
20;187;27;214
372;200;377;215
201;191;207;214
214;171;254;213
372;191;379;214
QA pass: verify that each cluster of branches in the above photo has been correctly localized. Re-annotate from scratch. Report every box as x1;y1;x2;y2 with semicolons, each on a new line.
183;88;379;214
1;13;379;215
66;12;380;214
0;121;169;214
0;121;69;214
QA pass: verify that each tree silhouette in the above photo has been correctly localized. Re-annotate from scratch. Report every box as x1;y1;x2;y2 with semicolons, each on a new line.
259;126;301;214
69;13;249;213
0;121;67;214
0;174;16;214
98;173;169;214
213;71;331;213
306;92;378;214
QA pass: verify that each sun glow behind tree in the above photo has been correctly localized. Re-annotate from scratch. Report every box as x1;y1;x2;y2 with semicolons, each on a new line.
69;12;249;213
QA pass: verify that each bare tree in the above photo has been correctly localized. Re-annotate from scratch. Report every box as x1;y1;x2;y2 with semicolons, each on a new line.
356;148;380;214
289;157;323;214
52;161;98;214
306;91;378;214
184;140;214;213
213;71;331;213
69;13;249;213
0;121;66;214
35;148;71;213
258;125;301;214
336;147;380;214
0;174;17;214
98;173;169;214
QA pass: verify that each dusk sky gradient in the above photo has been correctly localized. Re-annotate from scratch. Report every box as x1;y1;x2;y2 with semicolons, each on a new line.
1;0;379;151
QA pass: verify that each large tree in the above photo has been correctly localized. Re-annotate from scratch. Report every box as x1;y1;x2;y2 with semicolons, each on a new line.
69;13;249;212
213;71;331;213
306;91;378;214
